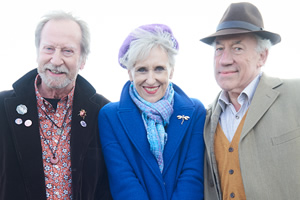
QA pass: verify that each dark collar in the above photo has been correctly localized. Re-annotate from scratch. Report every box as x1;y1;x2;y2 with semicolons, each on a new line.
13;68;96;98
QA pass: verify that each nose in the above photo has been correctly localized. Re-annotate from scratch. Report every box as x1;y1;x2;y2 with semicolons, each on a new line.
218;48;234;66
145;70;156;85
50;50;64;66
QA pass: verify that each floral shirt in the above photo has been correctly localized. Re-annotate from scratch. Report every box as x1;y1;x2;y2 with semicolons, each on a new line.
35;75;74;199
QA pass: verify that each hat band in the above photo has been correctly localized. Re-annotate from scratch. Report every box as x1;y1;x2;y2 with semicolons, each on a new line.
217;20;263;32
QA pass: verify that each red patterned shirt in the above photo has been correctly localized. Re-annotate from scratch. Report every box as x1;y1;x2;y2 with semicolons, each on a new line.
35;75;74;199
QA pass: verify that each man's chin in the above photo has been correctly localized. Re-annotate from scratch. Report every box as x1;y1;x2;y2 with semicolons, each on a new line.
44;78;71;90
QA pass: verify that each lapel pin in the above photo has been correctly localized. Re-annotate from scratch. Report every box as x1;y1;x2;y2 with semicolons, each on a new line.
16;104;28;115
79;109;87;119
24;119;32;127
177;115;190;125
15;118;23;125
80;120;87;127
79;109;87;127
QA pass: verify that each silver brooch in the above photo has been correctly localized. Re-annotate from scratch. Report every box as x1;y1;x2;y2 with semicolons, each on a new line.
177;115;190;125
16;104;28;115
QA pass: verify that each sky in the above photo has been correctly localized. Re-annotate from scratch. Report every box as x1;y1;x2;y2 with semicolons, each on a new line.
0;0;299;107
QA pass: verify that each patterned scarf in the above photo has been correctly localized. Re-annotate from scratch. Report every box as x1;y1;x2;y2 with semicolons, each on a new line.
129;82;174;173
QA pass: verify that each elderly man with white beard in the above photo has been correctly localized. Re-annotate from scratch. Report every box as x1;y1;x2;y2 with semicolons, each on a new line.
0;11;112;200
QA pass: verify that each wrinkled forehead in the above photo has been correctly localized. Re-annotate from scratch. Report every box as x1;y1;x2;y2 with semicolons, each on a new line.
40;19;82;49
215;33;257;45
42;19;82;41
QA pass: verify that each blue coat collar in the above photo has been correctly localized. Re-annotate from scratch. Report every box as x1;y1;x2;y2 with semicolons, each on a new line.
117;81;196;176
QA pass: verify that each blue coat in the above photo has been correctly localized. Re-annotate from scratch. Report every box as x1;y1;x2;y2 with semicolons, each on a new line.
99;81;206;200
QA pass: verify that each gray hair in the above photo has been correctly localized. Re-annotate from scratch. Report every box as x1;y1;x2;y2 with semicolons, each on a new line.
120;27;178;70
35;11;90;61
254;34;272;53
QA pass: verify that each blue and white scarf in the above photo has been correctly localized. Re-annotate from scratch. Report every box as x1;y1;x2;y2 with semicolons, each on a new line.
129;82;174;173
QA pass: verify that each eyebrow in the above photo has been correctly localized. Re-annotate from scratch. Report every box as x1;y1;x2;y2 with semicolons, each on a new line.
233;40;242;45
215;39;242;45
41;43;77;50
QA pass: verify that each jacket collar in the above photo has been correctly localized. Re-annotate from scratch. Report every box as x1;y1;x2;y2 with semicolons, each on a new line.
240;73;282;140
117;81;196;177
204;73;282;199
205;73;283;150
6;69;100;198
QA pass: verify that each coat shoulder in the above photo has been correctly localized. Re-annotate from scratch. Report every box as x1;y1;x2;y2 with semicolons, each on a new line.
0;89;15;100
91;93;110;108
189;98;206;118
99;101;120;117
190;98;205;109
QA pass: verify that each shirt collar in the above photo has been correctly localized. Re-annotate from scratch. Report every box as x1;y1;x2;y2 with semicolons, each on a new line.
218;72;262;112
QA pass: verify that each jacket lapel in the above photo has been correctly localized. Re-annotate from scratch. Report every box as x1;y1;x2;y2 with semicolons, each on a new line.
206;75;282;162
5;72;46;199
5;70;103;199
204;94;226;199
204;95;222;157
241;74;282;140
117;82;196;177
163;93;195;174
70;76;100;174
203;74;282;199
118;92;162;176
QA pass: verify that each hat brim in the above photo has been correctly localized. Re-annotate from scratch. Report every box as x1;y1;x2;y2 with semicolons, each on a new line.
200;28;281;45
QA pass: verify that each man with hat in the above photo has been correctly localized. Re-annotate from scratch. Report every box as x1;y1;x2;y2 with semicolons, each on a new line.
201;2;300;200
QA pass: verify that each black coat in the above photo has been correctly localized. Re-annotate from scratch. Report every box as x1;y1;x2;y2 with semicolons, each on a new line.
0;69;112;200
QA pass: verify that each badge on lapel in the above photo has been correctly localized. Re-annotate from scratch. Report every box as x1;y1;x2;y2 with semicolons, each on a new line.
177;115;190;125
15;104;32;127
79;109;87;127
16;104;27;115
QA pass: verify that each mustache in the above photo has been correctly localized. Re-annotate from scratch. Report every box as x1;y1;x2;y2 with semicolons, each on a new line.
43;63;69;73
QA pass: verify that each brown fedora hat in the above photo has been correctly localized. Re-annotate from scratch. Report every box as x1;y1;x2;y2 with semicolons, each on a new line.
200;2;281;45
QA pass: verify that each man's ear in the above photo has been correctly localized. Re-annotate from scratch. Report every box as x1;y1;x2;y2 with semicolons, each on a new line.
258;49;268;68
79;61;85;70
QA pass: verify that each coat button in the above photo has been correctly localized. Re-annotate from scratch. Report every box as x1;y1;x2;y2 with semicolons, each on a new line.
229;147;234;152
229;169;234;174
230;192;235;198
